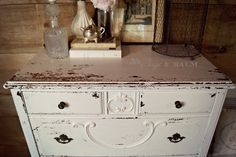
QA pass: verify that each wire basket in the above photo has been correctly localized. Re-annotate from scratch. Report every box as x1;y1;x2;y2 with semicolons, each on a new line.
152;0;209;57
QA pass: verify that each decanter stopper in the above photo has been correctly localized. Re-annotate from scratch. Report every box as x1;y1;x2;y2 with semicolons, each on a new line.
44;0;69;59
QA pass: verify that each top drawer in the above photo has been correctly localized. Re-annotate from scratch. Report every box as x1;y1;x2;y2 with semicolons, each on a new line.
139;90;217;114
23;91;102;114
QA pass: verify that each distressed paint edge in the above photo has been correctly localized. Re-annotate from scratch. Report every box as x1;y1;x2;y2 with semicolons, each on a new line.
3;81;235;91
10;89;40;157
199;89;228;157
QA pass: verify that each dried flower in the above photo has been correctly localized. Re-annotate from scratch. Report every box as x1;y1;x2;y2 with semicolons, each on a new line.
91;0;114;11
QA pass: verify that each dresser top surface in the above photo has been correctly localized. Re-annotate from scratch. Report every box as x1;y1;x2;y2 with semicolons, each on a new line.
5;45;233;88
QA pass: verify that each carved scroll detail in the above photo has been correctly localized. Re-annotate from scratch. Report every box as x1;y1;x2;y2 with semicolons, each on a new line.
107;92;135;114
83;121;167;149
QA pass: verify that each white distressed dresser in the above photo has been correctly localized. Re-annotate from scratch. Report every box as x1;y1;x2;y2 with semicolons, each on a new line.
4;45;234;157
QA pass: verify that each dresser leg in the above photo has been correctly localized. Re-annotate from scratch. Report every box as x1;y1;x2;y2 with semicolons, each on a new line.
11;89;40;157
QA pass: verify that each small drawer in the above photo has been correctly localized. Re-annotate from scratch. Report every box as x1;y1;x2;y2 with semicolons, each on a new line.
139;90;217;114
23;91;102;114
106;91;137;115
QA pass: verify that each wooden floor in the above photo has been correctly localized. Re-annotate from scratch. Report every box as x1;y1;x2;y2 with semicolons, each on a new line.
0;95;30;157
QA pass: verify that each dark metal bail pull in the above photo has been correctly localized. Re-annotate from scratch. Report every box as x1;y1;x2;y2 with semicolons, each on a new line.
54;134;73;144
168;133;185;143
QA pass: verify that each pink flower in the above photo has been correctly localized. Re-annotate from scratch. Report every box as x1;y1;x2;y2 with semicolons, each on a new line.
91;0;114;11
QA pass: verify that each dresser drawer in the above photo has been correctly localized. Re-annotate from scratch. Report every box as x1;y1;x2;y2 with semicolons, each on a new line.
31;117;208;156
139;90;217;114
23;91;102;114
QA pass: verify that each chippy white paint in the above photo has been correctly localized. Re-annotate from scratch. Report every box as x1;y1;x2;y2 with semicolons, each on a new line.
30;117;208;156
4;45;235;157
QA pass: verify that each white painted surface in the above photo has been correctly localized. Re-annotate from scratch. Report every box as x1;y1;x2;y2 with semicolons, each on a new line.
10;90;39;156
23;91;103;114
139;90;217;114
69;46;122;58
106;91;137;115
4;45;233;87
4;45;234;157
199;89;228;157
31;116;208;156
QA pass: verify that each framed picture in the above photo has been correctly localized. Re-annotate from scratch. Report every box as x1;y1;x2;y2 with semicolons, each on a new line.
115;0;164;43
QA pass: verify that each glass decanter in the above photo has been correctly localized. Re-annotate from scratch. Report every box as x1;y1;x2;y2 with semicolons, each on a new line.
44;0;69;59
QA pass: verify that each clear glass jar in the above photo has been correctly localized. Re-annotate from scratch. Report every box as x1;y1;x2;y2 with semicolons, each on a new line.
44;27;69;59
44;1;69;59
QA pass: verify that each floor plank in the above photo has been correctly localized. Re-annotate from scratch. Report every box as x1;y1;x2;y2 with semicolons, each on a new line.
0;145;30;157
0;117;30;156
0;95;17;117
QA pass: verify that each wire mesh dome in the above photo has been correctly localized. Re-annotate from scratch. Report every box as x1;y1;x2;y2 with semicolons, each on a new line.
152;0;209;57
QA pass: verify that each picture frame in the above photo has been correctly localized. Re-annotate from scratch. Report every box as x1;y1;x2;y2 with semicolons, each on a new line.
115;0;164;43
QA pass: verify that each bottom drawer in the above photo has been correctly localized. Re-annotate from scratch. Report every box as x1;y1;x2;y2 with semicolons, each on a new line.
31;117;208;157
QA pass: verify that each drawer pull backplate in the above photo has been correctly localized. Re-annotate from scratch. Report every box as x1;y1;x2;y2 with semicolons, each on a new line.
54;134;73;144
168;133;185;143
